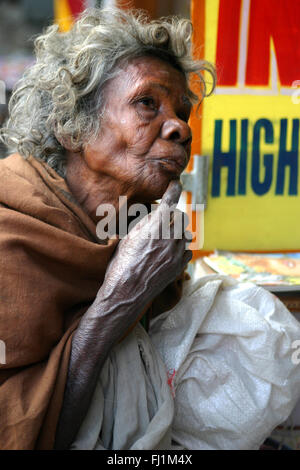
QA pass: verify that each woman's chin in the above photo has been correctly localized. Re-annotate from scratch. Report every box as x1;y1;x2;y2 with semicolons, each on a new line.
141;175;180;203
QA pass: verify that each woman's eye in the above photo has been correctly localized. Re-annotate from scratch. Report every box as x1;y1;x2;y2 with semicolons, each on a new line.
138;97;156;110
134;96;157;120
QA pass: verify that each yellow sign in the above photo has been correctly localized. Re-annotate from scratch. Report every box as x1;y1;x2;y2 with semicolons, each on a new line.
191;0;300;252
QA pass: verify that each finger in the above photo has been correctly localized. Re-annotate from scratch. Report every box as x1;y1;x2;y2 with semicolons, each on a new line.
176;230;193;245
170;209;188;225
184;230;193;241
175;237;193;263
182;249;193;265
160;180;182;208
184;233;193;251
171;210;189;239
174;249;193;276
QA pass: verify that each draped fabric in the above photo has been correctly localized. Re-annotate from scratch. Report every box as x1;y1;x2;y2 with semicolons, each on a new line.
0;154;185;449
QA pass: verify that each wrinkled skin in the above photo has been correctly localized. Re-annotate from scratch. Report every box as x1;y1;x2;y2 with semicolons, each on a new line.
100;180;191;311
66;56;192;213
55;56;193;449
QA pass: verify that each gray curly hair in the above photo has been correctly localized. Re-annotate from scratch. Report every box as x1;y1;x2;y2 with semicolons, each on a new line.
0;7;216;177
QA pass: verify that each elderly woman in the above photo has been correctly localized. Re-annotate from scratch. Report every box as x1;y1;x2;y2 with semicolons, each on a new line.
0;7;214;449
2;7;300;452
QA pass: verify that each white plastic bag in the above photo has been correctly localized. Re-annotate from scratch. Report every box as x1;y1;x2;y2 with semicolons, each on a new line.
150;275;300;449
72;275;300;450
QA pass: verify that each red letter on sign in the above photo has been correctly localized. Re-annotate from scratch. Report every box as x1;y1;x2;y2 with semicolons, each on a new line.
246;0;300;86
216;0;242;86
67;0;85;17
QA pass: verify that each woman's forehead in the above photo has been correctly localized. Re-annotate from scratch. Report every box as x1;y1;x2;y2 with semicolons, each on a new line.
109;56;189;99
121;55;186;82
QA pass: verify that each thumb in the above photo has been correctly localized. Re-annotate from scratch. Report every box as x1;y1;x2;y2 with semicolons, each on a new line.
160;179;182;209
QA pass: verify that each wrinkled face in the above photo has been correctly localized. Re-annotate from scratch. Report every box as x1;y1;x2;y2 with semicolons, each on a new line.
83;56;192;202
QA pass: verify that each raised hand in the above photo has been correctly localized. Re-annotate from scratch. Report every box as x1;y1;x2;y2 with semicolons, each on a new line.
100;180;192;306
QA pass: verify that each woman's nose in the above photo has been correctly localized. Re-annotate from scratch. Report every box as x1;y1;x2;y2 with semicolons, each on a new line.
161;118;192;145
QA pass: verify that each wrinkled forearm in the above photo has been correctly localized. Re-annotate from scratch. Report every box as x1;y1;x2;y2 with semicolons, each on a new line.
54;284;146;450
54;207;190;450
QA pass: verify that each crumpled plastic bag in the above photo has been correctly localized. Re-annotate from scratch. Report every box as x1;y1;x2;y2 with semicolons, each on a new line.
150;275;300;449
72;275;300;450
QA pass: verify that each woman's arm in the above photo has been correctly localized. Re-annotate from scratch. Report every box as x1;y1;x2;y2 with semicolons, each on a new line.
54;181;192;449
54;284;149;449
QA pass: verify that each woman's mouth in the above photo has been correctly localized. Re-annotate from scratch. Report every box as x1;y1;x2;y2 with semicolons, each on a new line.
149;156;187;174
